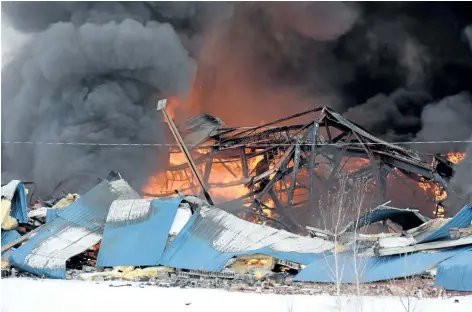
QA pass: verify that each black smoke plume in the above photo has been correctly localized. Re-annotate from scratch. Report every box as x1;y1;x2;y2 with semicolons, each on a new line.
2;2;472;204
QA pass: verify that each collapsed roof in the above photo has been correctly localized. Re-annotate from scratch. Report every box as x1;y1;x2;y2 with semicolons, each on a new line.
148;107;455;232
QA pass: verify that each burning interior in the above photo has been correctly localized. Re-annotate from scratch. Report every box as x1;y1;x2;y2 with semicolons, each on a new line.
142;106;465;233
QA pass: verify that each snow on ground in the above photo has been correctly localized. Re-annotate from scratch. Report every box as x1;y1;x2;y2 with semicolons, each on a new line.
1;278;471;312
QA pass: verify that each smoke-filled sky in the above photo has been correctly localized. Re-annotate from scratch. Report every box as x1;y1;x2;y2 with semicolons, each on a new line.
2;2;472;203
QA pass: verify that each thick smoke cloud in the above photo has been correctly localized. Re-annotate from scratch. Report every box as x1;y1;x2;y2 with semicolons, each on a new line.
344;89;433;142
415;92;472;152
444;25;472;215
3;2;472;204
1;2;204;196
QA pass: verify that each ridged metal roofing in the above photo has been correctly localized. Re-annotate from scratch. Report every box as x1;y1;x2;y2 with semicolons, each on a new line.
46;209;59;223
294;247;472;283
9;177;140;279
158;207;334;271
435;250;472;291
1;180;28;223
1;230;21;255
96;196;182;267
343;206;429;233
419;205;472;243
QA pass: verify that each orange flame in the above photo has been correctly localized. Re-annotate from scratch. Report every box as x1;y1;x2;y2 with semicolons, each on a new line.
446;152;466;164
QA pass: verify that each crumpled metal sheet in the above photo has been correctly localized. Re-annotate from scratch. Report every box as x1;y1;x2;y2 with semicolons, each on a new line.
1;180;28;224
343;206;429;233
418;205;472;243
96;196;182;267
435;250;472;291
158;207;334;271
9;176;140;279
1;230;21;255
294;247;472;283
46;209;60;223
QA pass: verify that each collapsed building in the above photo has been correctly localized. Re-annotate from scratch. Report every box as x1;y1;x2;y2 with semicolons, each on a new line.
143;106;460;230
1;105;471;293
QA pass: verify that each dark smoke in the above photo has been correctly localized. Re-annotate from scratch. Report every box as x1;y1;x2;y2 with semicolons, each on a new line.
1;2;220;195
444;25;472;215
2;2;472;204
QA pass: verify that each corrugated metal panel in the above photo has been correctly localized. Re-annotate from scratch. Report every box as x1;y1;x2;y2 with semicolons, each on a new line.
294;247;472;283
419;205;472;243
1;230;21;255
1;247;15;261
96;196;182;267
344;206;428;233
159;207;334;271
9;177;140;279
1;180;28;223
435;250;472;291
46;209;59;223
1;180;21;200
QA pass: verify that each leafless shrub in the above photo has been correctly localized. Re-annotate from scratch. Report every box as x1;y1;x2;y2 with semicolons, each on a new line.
317;173;370;309
388;254;420;312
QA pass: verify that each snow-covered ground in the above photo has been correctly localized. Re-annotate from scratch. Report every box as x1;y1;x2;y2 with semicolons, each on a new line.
2;278;471;312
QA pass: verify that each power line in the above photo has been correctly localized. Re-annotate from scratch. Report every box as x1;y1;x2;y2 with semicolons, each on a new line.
2;140;472;148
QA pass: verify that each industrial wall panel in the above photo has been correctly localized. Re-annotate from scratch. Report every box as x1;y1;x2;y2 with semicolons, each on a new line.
419;205;472;243
435;250;472;291
9;177;139;279
96;196;182;267
1;230;21;255
344;207;428;233
294;247;472;283
159;207;334;271
1;180;28;223
46;209;59;223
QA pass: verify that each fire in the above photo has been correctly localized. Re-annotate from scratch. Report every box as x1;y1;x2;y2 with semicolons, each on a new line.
446;152;466;164
417;180;447;202
245;258;270;265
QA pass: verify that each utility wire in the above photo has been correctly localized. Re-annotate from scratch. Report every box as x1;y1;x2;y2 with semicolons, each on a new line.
2;140;472;147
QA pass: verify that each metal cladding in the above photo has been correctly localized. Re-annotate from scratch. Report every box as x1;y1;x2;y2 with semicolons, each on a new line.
158;207;335;271
96;196;183;267
343;206;430;233
435;250;472;291
418;205;472;243
1;180;28;223
294;247;472;283
46;209;59;223
1;230;21;254
9;176;140;279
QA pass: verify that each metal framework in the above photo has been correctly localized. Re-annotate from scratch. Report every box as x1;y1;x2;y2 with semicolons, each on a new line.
144;107;455;233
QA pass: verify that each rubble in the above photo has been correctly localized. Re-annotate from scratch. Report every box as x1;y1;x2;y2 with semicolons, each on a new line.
2;107;472;295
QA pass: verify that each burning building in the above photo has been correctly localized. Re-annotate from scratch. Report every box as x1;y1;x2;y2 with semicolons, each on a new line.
142;105;464;233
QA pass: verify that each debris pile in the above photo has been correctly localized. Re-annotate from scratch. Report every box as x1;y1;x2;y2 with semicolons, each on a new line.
2;107;472;295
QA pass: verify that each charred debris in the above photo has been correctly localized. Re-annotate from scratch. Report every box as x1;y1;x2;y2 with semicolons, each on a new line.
147;105;456;230
2;105;472;294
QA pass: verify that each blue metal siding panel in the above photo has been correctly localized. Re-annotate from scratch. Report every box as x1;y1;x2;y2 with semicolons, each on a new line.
294;247;472;283
9;178;139;279
159;212;235;271
435;251;472;291
419;205;472;243
10;183;28;224
9;218;75;278
159;208;332;271
96;196;182;267
1;230;21;255
46;209;59;223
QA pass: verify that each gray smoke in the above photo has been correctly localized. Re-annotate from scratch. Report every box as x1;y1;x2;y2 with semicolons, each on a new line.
1;2;214;196
444;26;472;215
3;2;472;206
415;92;472;152
344;89;432;142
